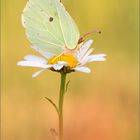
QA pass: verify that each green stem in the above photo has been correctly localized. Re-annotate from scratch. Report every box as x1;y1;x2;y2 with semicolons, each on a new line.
59;73;66;140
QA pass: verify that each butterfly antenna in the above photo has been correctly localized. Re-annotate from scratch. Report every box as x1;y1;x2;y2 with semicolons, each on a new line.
78;29;101;44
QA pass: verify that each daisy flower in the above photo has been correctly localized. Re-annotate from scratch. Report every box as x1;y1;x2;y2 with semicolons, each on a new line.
17;40;106;77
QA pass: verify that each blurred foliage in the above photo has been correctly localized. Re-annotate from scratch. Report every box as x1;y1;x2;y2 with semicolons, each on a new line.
1;0;139;140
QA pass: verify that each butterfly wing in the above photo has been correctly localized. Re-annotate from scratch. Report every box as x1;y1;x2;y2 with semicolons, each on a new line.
22;0;80;54
55;0;80;50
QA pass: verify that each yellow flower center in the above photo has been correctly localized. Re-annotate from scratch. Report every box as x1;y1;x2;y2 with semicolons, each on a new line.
48;54;78;68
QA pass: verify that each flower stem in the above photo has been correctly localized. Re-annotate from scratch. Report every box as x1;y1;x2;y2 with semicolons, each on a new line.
59;72;67;140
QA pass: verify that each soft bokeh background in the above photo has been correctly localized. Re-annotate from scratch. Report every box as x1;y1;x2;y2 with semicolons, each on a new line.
1;0;139;140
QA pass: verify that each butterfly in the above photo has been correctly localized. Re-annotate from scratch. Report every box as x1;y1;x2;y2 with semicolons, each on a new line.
22;0;101;55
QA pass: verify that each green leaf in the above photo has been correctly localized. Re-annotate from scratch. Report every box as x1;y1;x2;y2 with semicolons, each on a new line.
45;97;59;115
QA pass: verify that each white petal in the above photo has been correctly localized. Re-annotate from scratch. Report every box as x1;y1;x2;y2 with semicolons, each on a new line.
74;49;80;60
17;61;52;68
77;40;93;60
52;61;68;70
31;46;55;59
81;48;94;61
24;55;47;63
80;57;90;66
88;54;107;62
58;61;68;65
53;64;64;70
74;66;91;73
79;48;94;66
32;69;46;78
89;54;106;57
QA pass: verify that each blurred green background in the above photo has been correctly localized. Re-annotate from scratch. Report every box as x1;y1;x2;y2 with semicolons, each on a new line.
1;0;139;140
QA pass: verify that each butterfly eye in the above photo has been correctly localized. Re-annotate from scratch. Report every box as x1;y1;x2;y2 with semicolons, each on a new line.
49;17;54;22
